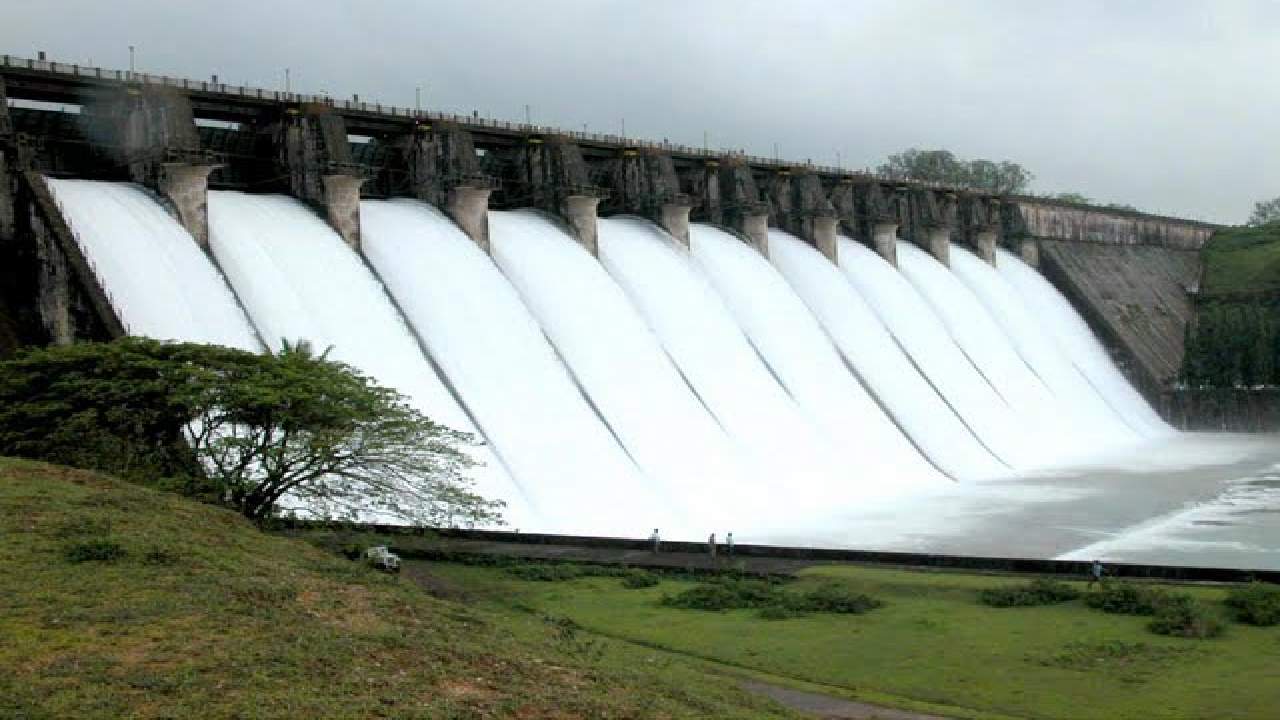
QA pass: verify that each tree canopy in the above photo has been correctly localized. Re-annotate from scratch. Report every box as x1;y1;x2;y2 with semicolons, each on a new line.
1248;197;1280;226
0;338;504;526
877;149;1033;194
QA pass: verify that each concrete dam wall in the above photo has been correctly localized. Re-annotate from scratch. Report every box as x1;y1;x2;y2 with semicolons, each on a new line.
0;54;1220;430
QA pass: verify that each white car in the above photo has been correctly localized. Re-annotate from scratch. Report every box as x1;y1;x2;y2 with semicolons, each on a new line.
364;545;401;573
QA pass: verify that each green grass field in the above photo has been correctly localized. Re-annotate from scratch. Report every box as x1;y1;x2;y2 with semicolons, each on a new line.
1200;223;1280;296
423;561;1280;719
0;458;793;719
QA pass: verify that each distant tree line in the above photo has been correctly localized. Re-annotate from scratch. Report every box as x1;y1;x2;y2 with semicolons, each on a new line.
1248;197;1280;226
1182;301;1279;388
876;149;1033;194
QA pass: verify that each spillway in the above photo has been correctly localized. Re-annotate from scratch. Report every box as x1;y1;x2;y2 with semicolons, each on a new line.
206;191;532;527
597;217;847;503
687;224;943;492
994;248;1173;438
948;246;1138;449
359;200;668;536
768;230;1007;481
45;179;260;351
835;237;1037;469
489;210;781;531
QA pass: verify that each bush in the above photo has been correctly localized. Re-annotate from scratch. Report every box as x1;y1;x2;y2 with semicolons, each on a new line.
758;604;806;621
1085;583;1167;615
1148;595;1224;638
63;539;126;563
795;583;884;614
661;578;784;611
620;570;659;589
1224;582;1280;626
980;579;1081;608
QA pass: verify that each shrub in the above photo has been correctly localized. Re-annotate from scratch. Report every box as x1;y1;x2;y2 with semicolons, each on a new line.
63;539;126;563
1085;583;1167;615
980;579;1081;607
1224;582;1280;626
758;604;806;621
620;570;659;589
1148;595;1224;639
661;578;784;611
795;583;884;614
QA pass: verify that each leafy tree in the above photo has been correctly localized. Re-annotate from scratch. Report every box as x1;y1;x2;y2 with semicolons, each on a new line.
877;148;1033;193
0;338;503;526
1054;192;1092;204
1248;197;1280;227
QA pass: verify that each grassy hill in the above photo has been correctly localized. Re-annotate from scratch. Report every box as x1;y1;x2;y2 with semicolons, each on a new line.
1200;223;1280;297
0;458;791;719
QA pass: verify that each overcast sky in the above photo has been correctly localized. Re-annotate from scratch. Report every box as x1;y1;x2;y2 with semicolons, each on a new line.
4;0;1277;223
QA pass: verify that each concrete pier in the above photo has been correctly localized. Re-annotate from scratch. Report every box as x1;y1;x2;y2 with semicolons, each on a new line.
86;86;219;246
400;122;497;251
269;104;365;250
601;148;691;248
959;195;1001;264
767;170;838;263
716;159;770;257
834;180;904;266
907;189;957;266
508;135;607;255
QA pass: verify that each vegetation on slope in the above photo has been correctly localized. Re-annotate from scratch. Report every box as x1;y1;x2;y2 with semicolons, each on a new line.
424;561;1280;720
1200;223;1280;297
0;458;791;719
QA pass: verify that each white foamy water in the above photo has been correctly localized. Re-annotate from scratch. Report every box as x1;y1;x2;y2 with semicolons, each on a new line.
995;248;1173;438
359;200;668;536
490;210;784;532
769;230;1006;481
206;192;531;527
598;217;852;504
836;237;1036;469
948;246;1137;449
46;179;260;350
687;223;943;493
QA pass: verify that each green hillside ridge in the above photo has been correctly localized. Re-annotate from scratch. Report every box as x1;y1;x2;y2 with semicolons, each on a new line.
0;458;792;719
1200;223;1280;296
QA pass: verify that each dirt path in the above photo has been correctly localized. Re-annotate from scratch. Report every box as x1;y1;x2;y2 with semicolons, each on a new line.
739;679;951;720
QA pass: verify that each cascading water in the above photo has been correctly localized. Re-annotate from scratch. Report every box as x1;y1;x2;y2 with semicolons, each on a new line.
359;200;669;535
206;191;532;526
489;210;782;532
687;223;944;492
768;229;1007;481
948;246;1137;448
45;179;260;351
994;248;1173;438
596;216;848;504
835;236;1037;469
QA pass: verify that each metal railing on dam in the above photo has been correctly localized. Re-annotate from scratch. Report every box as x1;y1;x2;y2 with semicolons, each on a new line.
2;51;1220;228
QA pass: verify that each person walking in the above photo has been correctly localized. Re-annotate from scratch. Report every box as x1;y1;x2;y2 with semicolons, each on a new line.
1088;559;1105;587
649;528;661;554
708;532;717;559
726;532;734;557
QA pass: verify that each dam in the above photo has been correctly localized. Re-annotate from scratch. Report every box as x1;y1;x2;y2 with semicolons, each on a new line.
1;55;1276;567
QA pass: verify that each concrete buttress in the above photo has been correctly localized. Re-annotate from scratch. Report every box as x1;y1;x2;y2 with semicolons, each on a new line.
399;121;497;251
600;147;691;248
268;104;365;250
84;85;218;247
509;135;607;255
907;188;957;266
765;169;838;263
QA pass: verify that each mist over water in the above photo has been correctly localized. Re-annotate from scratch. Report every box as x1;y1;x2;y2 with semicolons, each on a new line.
45;178;1280;568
